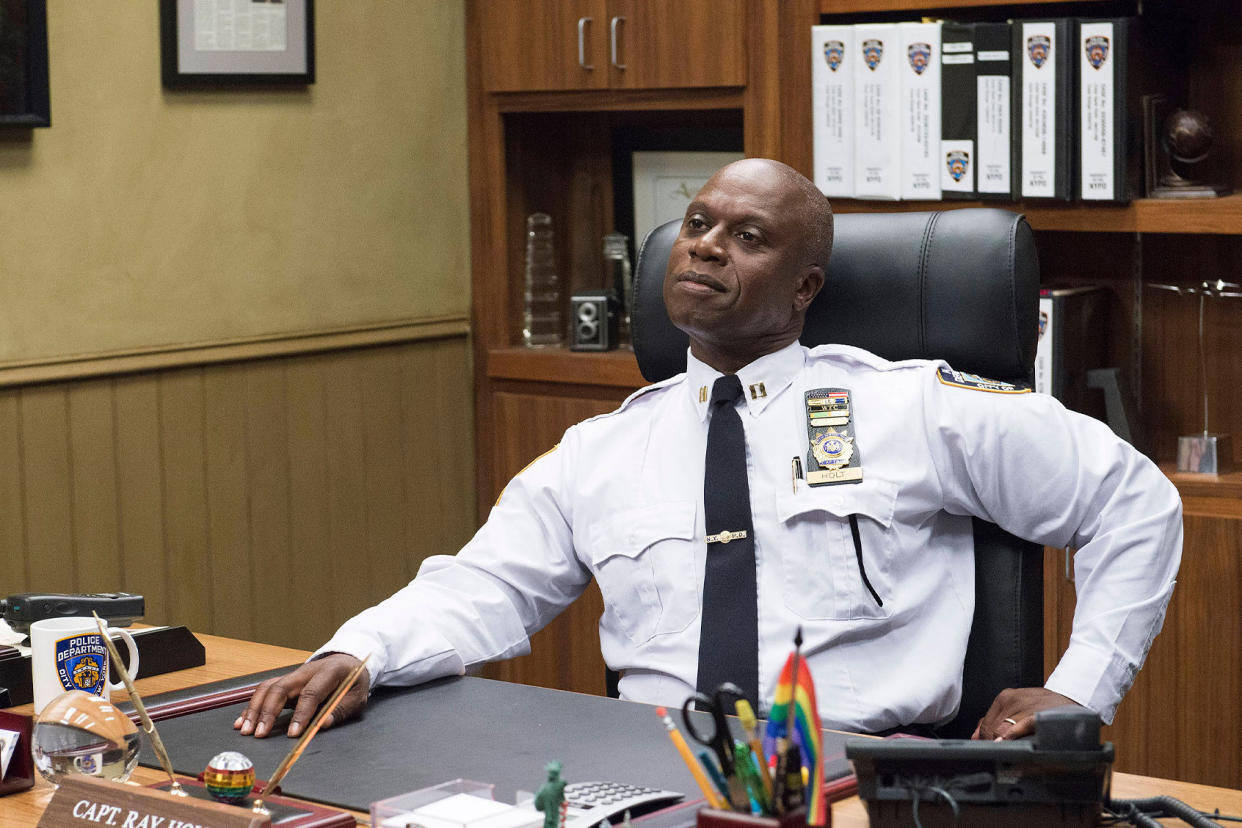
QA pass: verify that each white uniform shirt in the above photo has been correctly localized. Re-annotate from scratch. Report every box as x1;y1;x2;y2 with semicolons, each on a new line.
318;342;1181;731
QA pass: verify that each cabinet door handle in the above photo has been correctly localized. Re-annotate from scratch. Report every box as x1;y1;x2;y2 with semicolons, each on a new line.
578;17;594;70
610;16;626;70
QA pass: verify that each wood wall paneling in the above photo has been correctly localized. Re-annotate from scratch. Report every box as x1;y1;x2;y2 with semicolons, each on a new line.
0;393;27;589
243;362;293;646
21;386;76;594
0;337;475;654
158;370;214;634
67;382;123;592
203;365;257;642
113;376;172;627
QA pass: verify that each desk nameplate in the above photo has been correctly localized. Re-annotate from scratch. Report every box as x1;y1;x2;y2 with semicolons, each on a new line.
38;775;269;828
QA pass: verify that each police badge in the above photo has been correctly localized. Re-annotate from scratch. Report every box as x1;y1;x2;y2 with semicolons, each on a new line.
1027;34;1051;68
1084;35;1110;69
804;388;863;485
946;150;970;182
862;38;884;71
907;42;931;75
824;40;845;72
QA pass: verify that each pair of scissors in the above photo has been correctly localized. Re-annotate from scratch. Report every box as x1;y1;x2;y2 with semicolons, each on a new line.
681;682;746;779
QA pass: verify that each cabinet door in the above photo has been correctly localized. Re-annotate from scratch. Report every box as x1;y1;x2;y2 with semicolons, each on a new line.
606;0;747;90
478;0;609;92
1044;512;1242;788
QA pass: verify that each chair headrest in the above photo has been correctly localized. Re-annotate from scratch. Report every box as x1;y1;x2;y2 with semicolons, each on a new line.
631;209;1040;386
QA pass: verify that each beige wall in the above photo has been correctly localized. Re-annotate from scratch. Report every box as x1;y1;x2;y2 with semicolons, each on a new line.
0;1;469;365
0;3;477;649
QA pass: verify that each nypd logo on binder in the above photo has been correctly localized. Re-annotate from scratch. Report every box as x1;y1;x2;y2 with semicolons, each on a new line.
907;42;931;75
862;39;884;71
1027;34;1051;68
824;40;845;72
1084;35;1110;69
946;150;970;182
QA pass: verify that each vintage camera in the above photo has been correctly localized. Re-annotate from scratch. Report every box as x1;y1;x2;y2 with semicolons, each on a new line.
570;290;619;351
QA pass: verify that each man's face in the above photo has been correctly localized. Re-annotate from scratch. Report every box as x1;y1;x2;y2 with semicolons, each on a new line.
662;162;823;362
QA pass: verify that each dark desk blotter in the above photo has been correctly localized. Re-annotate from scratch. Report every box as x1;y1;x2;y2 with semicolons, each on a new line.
0;625;205;708
136;674;858;817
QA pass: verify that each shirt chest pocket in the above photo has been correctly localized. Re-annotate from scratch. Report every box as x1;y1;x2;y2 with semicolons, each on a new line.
585;500;701;644
775;480;899;621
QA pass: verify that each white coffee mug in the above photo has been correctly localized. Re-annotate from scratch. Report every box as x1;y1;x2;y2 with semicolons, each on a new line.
29;617;140;714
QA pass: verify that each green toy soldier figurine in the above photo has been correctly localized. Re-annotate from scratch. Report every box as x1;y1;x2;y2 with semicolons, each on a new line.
534;760;567;828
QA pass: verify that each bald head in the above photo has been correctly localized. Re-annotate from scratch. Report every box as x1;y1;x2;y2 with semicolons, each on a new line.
661;157;833;373
712;158;835;271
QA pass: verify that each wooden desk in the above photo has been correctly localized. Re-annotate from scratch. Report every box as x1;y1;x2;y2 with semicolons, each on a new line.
5;633;1242;826
2;631;314;827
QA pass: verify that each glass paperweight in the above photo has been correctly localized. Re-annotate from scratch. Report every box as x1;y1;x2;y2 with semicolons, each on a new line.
32;690;141;785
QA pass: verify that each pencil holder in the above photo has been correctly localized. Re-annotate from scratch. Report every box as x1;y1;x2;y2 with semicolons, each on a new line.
696;806;815;828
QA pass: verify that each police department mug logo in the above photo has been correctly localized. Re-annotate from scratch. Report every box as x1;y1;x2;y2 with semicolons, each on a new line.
55;633;109;695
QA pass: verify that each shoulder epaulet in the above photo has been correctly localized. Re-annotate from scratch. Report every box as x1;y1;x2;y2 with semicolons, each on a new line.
579;373;684;425
805;343;933;374
935;365;1031;394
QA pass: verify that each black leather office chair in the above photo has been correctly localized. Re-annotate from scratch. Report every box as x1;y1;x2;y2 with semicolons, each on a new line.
630;208;1043;738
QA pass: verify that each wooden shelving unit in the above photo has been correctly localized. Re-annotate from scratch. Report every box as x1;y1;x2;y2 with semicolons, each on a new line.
467;0;1242;789
822;0;1114;10
487;346;645;388
835;194;1242;235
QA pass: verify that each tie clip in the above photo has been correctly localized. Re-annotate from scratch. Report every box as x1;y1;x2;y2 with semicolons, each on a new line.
706;529;748;544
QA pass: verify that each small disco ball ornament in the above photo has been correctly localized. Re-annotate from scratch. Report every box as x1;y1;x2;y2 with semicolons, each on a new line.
32;690;141;785
203;751;256;804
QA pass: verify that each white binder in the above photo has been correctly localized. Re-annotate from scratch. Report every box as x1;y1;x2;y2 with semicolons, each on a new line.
899;21;942;200
852;23;902;200
1016;19;1072;200
812;25;855;198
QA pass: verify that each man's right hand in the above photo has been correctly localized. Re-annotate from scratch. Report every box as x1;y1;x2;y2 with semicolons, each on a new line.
233;653;370;738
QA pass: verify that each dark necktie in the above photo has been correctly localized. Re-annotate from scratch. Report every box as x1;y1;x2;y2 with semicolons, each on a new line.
696;374;760;708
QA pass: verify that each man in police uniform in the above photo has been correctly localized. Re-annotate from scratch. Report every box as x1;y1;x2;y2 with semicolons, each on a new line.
236;159;1181;743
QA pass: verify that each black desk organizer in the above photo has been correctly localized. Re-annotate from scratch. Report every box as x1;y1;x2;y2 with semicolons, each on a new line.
0;709;34;796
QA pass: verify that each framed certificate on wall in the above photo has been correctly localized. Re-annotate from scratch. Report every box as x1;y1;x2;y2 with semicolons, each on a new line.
0;0;51;127
160;0;316;86
631;151;745;247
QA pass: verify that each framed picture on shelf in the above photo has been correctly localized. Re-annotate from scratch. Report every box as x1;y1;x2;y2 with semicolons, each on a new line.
0;0;51;127
631;151;745;246
160;0;315;87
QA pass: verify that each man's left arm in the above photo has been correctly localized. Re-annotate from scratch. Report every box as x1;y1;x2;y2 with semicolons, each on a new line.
923;372;1183;740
